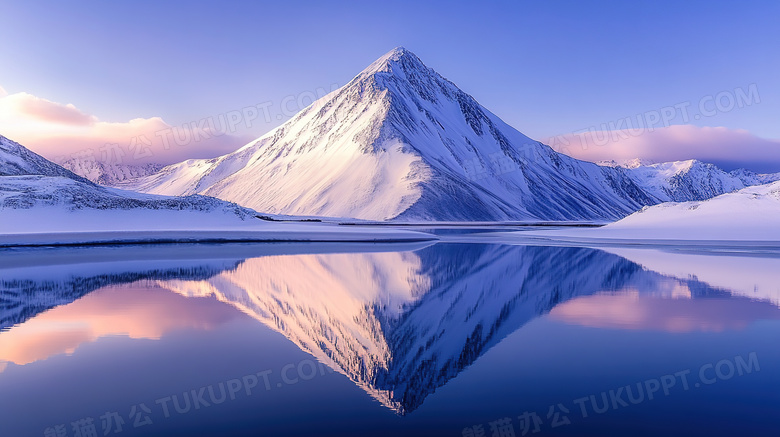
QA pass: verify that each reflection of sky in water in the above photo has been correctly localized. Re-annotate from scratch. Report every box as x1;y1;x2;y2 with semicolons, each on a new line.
0;242;779;436
0;285;239;367
549;293;780;332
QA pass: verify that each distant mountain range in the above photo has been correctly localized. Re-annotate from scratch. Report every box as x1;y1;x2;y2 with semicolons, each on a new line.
599;158;780;202
59;157;163;186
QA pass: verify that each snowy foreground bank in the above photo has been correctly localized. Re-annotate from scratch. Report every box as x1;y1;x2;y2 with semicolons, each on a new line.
0;175;435;246
0;227;438;247
509;181;780;245
0;216;436;247
0;225;436;247
0;207;436;247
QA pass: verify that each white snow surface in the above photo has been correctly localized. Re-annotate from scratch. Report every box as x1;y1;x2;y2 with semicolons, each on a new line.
601;181;780;240
120;47;659;221
521;181;780;241
0;176;434;245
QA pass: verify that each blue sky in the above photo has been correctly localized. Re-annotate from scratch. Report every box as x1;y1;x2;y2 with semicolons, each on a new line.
1;0;778;169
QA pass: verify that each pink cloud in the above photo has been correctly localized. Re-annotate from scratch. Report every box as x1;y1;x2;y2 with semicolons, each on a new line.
28;117;250;165
0;89;251;165
8;92;95;126
546;125;780;172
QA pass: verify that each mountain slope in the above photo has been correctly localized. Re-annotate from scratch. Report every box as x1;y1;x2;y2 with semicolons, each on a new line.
122;48;657;221
0;175;253;216
0;135;89;182
59;157;163;185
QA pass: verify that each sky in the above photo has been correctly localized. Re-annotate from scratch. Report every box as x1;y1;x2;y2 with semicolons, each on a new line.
0;0;779;170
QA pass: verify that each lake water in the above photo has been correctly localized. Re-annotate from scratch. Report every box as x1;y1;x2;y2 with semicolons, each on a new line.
1;235;778;436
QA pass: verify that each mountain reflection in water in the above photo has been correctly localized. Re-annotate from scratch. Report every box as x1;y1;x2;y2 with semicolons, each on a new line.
1;242;778;416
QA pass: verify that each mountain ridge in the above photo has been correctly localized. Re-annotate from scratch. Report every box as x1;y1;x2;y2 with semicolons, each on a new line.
0;135;91;183
615;158;780;202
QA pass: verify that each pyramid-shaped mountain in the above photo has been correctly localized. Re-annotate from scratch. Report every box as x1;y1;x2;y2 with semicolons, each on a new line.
124;48;657;221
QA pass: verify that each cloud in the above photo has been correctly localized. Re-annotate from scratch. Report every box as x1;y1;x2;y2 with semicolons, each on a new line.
0;89;251;165
545;125;780;172
0;85;7;98
7;92;95;125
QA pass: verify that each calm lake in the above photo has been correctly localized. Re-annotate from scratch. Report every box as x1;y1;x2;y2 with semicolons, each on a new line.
1;234;778;436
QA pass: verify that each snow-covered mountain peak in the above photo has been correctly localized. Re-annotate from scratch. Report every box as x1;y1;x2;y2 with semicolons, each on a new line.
622;158;656;169
121;49;660;220
356;47;450;95
665;158;704;169
643;159;703;175
386;46;412;59
361;46;422;75
597;158;657;169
